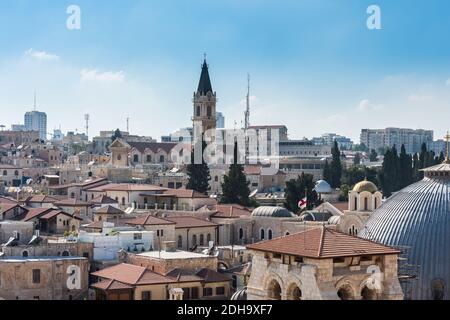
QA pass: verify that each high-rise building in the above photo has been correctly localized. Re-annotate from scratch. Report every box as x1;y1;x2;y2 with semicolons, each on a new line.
24;111;47;141
216;112;225;129
360;128;433;154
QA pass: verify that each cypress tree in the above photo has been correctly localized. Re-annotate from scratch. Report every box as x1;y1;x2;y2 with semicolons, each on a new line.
329;141;342;188
221;142;251;206
186;141;211;194
323;160;331;183
398;144;413;189
369;149;378;162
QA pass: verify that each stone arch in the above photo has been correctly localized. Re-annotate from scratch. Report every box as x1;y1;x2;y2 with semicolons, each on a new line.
263;273;284;300
358;277;380;300
336;279;357;300
285;277;303;300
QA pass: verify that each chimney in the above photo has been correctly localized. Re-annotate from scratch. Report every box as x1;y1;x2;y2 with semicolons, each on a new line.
162;241;176;252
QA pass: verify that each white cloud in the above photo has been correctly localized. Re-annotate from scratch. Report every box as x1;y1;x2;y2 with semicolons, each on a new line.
357;99;383;112
25;48;59;61
80;69;125;83
408;94;433;102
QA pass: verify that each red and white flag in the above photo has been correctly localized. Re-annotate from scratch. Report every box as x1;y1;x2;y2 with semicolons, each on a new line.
298;197;307;210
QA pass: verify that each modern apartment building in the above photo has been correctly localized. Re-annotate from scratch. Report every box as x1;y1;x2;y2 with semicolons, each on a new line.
360;128;433;154
24;111;47;141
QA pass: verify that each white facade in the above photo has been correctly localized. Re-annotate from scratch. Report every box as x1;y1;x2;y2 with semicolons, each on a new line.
78;226;154;261
360;128;433;154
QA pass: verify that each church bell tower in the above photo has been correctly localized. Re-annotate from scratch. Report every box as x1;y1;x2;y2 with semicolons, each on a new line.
192;57;217;139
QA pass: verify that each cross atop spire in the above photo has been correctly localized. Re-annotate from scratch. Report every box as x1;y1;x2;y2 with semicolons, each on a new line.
197;55;213;95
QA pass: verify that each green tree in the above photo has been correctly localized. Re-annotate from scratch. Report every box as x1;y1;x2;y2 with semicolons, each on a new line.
221;142;251;206
323;160;331;183
412;153;421;182
284;172;319;213
398;145;413;189
329;141;342;188
369;149;378;162
111;129;122;142
339;184;350;202
186;141;211;195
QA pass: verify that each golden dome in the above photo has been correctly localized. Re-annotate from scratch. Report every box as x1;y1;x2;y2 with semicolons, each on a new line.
353;180;378;193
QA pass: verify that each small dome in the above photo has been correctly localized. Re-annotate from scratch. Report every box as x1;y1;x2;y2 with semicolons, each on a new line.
251;206;294;218
353;180;378;193
314;180;332;194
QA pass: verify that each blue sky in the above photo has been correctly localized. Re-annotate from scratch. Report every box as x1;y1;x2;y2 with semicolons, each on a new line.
0;0;449;142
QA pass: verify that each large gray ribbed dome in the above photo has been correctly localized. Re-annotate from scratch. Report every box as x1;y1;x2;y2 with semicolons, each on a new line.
360;163;450;300
251;206;295;218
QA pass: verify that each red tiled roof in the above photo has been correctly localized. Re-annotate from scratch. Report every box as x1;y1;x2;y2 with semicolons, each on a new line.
40;210;82;221
166;216;218;229
91;279;133;291
246;226;400;259
0;196;18;205
87;183;166;192
89;195;118;205
329;202;348;212
23;195;59;203
91;263;175;285
195;268;230;283
0;203;21;215
54;198;90;206
22;207;52;221
126;214;175;226
95;205;124;215
211;204;252;219
160;188;208;198
128;141;177;154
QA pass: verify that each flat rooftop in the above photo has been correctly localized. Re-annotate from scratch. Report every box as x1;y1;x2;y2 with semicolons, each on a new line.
136;250;214;260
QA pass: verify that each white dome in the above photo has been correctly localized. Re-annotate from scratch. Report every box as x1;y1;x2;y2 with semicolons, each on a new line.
314;180;332;194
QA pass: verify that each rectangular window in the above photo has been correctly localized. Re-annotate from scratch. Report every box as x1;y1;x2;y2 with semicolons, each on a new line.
191;287;199;299
203;287;213;297
141;291;151;300
133;233;142;240
32;269;41;284
160;229;164;237
82;252;89;259
216;287;225;296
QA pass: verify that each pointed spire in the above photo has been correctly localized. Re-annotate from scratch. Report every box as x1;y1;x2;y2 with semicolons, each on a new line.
197;56;213;95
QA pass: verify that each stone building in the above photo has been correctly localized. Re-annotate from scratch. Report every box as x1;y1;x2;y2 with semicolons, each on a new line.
0;164;23;187
0;256;90;300
246;226;404;300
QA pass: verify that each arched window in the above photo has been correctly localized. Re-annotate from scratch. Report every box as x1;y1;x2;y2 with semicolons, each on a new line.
239;228;244;240
177;235;183;248
62;251;70;257
133;154;139;163
70;193;75;199
268;229;273;240
200;234;204;246
117;154;122;161
14;170;19;176
22;250;29;257
260;229;265;240
122;197;126;206
192;235;197;246
354;197;358;211
147;155;152;163
196;106;201;117
215;176;219;182
364;197;368;211
159;155;165;163
207;106;212;117
285;231;290;236
374;197;378;209
2;170;7;176
207;233;211;243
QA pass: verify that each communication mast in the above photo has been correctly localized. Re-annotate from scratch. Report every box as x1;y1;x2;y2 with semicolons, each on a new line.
84;114;90;138
244;74;250;130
